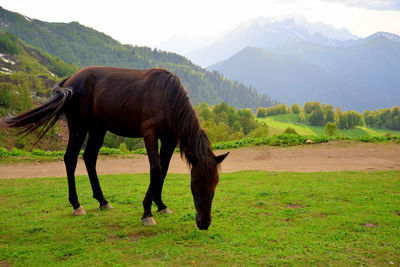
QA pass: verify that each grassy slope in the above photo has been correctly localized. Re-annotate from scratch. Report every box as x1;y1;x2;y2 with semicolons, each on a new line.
258;114;400;137
1;171;399;266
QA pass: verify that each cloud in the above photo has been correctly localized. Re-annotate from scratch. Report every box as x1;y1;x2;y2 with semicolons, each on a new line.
321;0;400;10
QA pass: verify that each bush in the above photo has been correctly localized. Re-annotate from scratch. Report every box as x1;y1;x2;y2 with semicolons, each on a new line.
31;150;64;157
133;148;147;154
119;143;130;154
283;127;298;135
0;147;7;158
8;148;28;156
248;125;269;138
99;147;123;155
324;122;338;137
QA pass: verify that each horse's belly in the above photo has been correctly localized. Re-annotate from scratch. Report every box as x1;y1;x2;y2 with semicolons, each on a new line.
102;119;143;138
108;128;143;138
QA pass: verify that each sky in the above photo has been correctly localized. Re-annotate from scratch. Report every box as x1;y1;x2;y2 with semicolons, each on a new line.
1;0;400;50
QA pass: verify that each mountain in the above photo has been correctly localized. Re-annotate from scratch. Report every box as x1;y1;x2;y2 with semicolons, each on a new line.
209;33;400;111
0;6;277;110
0;31;77;149
186;17;359;67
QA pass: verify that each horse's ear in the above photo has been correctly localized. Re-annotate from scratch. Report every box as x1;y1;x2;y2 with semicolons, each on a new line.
215;152;229;164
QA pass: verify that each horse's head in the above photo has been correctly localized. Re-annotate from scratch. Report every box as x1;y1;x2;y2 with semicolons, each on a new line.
190;152;229;230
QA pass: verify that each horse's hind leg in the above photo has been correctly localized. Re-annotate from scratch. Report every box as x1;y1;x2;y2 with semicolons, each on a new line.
83;128;111;210
64;127;87;215
155;135;178;214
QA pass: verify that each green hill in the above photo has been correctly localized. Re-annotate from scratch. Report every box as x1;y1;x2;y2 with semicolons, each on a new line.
0;6;277;109
258;114;400;137
0;31;77;150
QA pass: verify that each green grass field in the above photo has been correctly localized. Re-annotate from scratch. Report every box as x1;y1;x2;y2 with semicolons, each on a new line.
257;114;400;137
1;171;399;266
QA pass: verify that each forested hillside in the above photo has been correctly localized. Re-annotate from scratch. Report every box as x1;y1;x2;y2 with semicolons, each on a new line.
0;7;277;109
0;31;77;149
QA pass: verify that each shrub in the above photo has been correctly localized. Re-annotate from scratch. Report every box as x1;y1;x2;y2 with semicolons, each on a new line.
119;143;130;154
283;127;298;135
99;147;123;155
0;147;7;158
133;148;147;154
248;125;269;138
8;148;28;156
324;122;338;137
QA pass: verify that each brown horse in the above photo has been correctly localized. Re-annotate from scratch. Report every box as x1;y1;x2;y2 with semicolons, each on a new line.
0;66;228;230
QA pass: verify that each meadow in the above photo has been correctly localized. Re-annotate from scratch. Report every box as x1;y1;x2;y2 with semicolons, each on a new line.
1;171;399;266
258;114;400;137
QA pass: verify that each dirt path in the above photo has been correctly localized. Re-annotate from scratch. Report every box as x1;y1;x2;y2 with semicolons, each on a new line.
1;142;399;179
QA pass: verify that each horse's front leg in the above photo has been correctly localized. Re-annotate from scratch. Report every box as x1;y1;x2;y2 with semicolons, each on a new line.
154;135;178;215
141;132;162;225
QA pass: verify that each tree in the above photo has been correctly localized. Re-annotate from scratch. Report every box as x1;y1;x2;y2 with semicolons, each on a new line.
363;110;374;127
324;108;335;123
0;83;13;116
391;106;400;117
248;124;269;138
232;120;243;133
309;108;324;125
324;122;338;137
266;104;289;116
239;116;258;135
256;107;267;117
304;102;321;114
336;108;347;129
291;103;301;114
213;102;229;114
238;108;255;119
298;111;306;122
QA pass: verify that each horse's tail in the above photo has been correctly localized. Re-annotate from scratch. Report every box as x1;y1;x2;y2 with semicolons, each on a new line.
0;78;72;146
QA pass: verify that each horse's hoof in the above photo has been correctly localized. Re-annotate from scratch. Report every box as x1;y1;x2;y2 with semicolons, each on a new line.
158;207;172;214
100;203;113;210
142;217;157;226
73;206;86;216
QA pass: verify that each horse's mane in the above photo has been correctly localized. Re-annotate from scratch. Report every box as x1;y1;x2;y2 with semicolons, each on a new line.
156;70;217;175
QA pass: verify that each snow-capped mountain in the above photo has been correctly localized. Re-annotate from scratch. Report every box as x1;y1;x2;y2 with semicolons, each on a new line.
185;17;360;67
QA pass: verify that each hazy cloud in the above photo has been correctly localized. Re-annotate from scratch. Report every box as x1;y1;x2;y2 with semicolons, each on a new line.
321;0;400;10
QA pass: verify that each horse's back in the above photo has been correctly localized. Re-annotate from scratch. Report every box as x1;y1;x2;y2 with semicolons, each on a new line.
63;67;179;137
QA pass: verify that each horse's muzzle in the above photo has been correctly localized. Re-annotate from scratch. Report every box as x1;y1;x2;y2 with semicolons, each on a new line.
196;212;211;230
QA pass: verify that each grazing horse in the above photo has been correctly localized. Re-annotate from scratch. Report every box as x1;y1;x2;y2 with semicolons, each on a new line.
0;66;228;230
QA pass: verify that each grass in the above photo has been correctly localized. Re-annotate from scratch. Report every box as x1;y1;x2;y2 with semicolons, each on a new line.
1;171;399;266
258;114;400;137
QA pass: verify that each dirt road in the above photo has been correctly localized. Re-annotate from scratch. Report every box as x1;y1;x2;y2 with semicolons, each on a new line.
1;142;399;179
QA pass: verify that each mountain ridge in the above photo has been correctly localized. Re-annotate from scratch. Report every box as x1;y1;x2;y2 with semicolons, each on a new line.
209;34;400;111
186;17;360;67
0;6;277;110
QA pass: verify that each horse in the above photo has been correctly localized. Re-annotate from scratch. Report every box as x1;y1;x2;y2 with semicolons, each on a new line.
0;66;228;230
